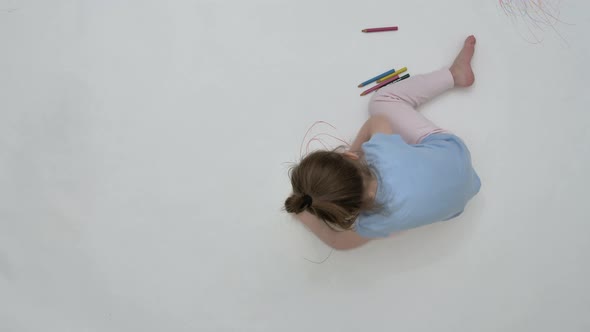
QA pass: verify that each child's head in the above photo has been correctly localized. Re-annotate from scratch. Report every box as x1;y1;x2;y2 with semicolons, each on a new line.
284;149;377;230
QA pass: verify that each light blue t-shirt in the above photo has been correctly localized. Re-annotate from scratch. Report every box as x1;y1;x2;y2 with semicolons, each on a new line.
355;133;481;238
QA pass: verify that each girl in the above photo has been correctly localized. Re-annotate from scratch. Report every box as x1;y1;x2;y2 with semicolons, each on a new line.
285;36;481;250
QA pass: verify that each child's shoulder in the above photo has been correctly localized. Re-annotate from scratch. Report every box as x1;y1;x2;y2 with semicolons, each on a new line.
362;133;409;155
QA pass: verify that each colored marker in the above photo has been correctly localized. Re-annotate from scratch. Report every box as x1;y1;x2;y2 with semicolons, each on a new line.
376;67;407;83
358;68;396;87
382;73;410;87
360;75;399;96
362;26;398;33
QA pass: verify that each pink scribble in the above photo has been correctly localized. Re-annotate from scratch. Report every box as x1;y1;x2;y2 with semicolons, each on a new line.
299;121;351;158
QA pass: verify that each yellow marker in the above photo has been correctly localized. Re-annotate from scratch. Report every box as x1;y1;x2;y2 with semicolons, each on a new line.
376;67;407;83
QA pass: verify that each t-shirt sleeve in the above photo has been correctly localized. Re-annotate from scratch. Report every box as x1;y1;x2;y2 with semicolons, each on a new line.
356;134;410;238
362;133;408;161
355;216;392;238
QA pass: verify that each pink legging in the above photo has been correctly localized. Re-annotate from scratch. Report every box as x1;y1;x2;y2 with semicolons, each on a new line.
368;68;455;144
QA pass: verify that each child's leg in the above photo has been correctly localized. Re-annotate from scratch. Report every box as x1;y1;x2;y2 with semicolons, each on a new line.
368;69;454;144
368;35;476;145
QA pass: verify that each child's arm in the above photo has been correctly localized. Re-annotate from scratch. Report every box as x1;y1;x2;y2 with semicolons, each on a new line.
295;211;371;250
349;115;394;152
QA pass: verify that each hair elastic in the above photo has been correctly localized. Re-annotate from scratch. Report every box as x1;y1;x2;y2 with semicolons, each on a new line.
301;194;313;209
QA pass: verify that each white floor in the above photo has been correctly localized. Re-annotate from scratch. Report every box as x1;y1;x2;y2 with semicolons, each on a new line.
1;1;589;331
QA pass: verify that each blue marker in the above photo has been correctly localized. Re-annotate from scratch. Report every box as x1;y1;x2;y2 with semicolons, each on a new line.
358;68;396;87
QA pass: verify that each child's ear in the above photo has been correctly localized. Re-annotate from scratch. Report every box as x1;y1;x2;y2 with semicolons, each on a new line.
343;151;360;160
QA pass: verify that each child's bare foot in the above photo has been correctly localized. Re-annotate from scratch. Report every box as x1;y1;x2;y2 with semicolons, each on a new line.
450;35;476;87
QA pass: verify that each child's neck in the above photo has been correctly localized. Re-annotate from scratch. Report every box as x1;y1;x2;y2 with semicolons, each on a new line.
363;174;379;205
